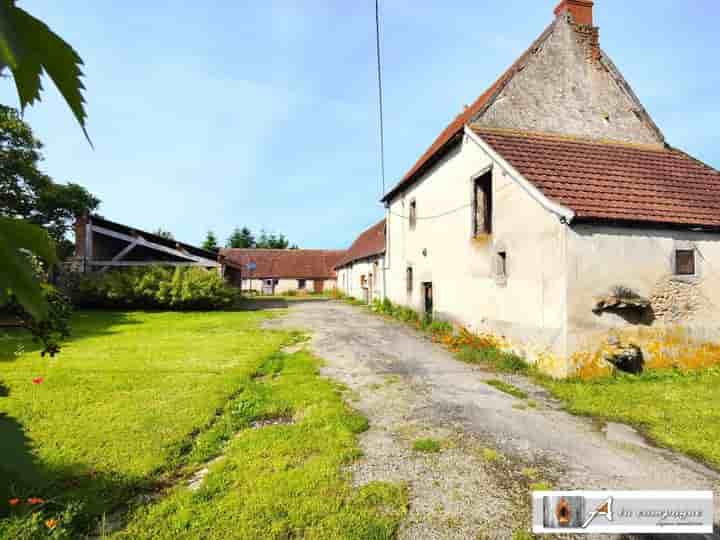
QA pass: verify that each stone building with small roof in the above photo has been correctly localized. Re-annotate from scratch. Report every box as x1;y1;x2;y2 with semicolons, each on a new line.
377;0;720;377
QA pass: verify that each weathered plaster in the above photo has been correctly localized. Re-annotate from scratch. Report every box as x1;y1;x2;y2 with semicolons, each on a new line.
475;15;664;146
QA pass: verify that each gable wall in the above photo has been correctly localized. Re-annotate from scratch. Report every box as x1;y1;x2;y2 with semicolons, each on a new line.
476;16;662;145
385;135;569;370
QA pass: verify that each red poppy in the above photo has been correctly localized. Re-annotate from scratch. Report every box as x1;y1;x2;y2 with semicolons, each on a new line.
31;377;44;385
8;498;20;506
27;497;45;505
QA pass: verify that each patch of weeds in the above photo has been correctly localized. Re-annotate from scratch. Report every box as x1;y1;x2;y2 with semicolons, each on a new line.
342;411;370;434
384;374;401;385
521;467;540;480
529;481;552;491
412;438;442;453
485;379;528;399
458;346;528;373
482;448;500;462
368;382;383;391
512;402;527;410
512;529;534;540
526;399;538;409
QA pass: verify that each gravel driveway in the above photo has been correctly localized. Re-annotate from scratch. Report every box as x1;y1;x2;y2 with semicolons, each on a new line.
266;301;719;539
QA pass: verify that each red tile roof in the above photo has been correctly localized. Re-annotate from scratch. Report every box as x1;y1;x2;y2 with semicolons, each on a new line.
472;127;720;228
219;249;345;279
381;22;555;202
336;219;386;268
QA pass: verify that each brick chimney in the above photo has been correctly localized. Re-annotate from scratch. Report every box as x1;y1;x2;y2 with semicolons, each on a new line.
554;0;594;26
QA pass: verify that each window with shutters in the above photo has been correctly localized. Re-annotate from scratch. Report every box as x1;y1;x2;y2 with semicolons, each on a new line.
406;266;413;293
473;172;492;236
675;249;695;276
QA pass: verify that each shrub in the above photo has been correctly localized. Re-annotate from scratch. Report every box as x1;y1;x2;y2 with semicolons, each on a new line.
69;266;238;310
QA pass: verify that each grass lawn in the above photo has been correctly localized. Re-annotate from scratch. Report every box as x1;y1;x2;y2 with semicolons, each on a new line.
541;368;720;469
0;310;405;538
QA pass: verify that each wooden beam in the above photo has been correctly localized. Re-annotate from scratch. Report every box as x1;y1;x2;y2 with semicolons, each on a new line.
89;260;219;268
89;224;217;266
98;239;140;272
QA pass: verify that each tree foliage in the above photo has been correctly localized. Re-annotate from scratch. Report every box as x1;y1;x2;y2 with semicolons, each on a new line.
0;0;90;142
226;227;255;248
225;227;297;249
202;230;219;252
153;227;174;240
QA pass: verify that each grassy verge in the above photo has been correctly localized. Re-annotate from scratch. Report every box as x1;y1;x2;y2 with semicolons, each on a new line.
0;311;406;538
540;368;720;469
120;349;406;539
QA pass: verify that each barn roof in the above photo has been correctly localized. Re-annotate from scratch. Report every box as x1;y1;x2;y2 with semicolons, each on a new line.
335;219;385;268
219;249;345;279
472;127;720;228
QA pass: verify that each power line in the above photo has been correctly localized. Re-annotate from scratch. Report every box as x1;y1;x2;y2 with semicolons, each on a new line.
375;0;386;197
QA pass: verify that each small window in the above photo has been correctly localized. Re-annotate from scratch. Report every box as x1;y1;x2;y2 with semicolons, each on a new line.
406;266;413;293
298;279;306;289
409;199;417;229
497;251;507;278
360;274;367;287
473;173;492;235
675;250;695;276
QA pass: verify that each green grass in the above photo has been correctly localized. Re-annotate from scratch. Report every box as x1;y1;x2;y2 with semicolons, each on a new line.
456;346;527;373
0;311;406;538
120;349;405;539
484;379;528;399
540;368;720;468
412;438;442;453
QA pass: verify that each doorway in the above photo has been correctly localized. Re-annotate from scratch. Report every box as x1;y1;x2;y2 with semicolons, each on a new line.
422;282;433;315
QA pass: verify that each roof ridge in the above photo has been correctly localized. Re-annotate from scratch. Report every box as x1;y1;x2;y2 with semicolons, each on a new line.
471;125;668;152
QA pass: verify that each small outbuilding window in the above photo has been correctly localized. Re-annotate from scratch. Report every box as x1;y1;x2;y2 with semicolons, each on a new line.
298;279;306;289
473;172;492;236
406;266;413;293
675;249;696;276
409;199;417;230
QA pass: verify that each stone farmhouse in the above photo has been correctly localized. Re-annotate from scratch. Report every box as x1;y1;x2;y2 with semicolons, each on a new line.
339;0;720;377
219;248;344;295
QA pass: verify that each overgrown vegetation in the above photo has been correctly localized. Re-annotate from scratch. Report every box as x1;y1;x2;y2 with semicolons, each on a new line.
412;438;442;453
68;266;238;310
485;379;528;399
542;367;720;469
0;310;406;538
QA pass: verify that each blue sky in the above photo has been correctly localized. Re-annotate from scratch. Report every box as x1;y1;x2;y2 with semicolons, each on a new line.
3;1;719;249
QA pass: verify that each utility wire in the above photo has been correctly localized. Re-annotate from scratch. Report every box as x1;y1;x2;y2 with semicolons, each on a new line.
375;0;386;197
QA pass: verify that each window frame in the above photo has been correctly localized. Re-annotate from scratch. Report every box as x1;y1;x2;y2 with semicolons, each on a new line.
406;265;413;294
674;249;696;277
298;278;306;289
409;199;417;230
472;171;493;236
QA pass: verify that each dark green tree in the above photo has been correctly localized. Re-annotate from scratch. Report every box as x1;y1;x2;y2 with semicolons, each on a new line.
226;227;255;248
0;106;99;258
0;0;90;354
202;230;219;252
153;227;174;240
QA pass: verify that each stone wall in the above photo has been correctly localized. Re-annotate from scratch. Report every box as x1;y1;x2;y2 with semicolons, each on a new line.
474;15;663;146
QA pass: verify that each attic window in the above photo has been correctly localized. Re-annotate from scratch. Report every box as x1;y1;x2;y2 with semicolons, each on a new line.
406;266;413;293
473;172;492;235
409;199;417;230
675;249;696;276
497;251;507;278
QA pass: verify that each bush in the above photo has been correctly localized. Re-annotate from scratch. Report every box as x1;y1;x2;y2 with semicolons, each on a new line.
69;266;238;310
457;345;527;373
